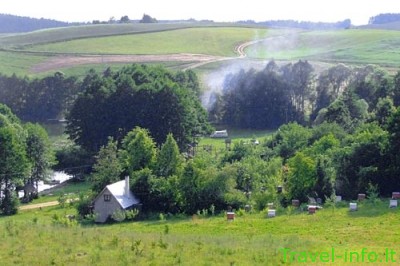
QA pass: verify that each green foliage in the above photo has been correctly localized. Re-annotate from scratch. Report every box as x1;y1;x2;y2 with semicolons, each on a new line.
57;193;67;208
335;123;390;197
286;152;317;202
222;140;254;163
218;61;307;129
0;73;79;122
66;64;211;153
125;209;139;220
271;122;312;160
51;213;78;227
366;182;380;205
24;123;55;200
121;127;157;173
0;124;29;215
374;97;396;126
179;160;238;214
90;138;122;193
0;190;20;215
156;134;183;178
76;193;94;217
111;209;126;222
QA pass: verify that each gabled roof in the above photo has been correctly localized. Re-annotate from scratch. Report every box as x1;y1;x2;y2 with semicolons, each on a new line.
98;180;139;209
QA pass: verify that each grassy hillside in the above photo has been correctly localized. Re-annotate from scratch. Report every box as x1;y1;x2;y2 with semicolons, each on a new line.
247;29;400;67
2;200;400;265
0;51;47;76
22;27;271;57
1;24;400;76
0;23;263;48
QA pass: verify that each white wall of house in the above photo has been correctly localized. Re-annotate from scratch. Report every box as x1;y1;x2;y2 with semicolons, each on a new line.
93;188;123;223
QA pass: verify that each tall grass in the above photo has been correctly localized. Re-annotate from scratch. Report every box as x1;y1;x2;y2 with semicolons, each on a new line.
2;199;400;265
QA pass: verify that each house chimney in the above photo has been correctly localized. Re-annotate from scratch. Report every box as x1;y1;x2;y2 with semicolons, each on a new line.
125;176;130;198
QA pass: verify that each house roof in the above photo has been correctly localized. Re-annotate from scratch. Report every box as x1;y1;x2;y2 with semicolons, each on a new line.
104;180;139;209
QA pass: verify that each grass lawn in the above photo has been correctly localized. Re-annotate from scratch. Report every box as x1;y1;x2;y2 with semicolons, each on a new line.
2;199;399;265
19;180;91;206
198;128;275;151
0;51;47;76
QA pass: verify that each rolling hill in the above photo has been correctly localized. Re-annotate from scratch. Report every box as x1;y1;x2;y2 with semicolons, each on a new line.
1;23;400;76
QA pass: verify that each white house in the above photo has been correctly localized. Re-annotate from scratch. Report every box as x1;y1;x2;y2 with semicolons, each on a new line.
93;176;140;223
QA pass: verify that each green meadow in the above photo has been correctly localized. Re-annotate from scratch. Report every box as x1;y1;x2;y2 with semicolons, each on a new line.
25;27;270;56
0;51;47;76
0;23;229;47
2;199;399;265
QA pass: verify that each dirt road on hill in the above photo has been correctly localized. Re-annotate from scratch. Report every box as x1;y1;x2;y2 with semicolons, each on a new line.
20;201;60;210
30;40;263;73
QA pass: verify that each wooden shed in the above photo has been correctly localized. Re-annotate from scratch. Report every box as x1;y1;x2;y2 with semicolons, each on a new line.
93;176;140;223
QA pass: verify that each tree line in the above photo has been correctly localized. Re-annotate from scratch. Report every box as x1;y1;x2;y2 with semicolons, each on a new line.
0;72;80;122
0;14;71;33
368;13;400;25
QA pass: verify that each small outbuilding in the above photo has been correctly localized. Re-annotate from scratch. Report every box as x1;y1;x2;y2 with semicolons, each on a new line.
93;176;140;223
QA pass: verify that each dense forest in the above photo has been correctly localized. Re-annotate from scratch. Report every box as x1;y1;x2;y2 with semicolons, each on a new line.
210;61;400;130
66;65;211;153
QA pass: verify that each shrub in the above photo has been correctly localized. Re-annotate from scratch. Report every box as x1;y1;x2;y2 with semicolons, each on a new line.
111;209;126;222
76;195;93;217
125;209;139;220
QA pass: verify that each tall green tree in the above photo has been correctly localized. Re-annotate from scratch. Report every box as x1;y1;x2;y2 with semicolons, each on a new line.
25;123;55;198
393;71;400;106
90;138;122;193
0;126;29;214
156;133;183;178
286;152;317;202
121;127;157;173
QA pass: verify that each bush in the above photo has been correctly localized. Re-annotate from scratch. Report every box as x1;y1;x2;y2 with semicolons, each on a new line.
111;209;126;222
125;209;139;220
58;193;67;208
75;194;93;217
1;190;19;215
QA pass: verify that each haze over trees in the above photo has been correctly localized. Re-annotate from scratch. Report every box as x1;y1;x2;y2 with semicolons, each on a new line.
210;61;397;130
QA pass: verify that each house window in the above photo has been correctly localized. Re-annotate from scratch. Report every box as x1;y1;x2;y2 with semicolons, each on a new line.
104;194;111;202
